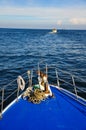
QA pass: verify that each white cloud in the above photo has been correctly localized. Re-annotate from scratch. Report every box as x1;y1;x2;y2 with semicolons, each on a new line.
69;18;86;25
57;20;62;25
0;6;85;18
0;6;86;29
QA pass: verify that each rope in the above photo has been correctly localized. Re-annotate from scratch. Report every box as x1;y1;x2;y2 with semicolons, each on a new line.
17;76;25;91
22;87;46;104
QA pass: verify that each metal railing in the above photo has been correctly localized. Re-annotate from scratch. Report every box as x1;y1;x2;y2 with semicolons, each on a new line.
40;64;86;101
0;63;86;118
0;86;18;118
0;71;30;118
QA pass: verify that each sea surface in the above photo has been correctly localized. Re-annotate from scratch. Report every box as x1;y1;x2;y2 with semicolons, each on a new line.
0;28;86;102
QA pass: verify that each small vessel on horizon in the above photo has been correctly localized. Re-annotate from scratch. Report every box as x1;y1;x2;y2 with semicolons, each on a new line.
49;28;57;34
52;28;57;33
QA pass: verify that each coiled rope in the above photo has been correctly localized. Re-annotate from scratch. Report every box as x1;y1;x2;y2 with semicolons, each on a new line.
23;87;46;104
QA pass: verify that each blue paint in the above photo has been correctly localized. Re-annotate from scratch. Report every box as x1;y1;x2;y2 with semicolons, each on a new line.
0;87;86;130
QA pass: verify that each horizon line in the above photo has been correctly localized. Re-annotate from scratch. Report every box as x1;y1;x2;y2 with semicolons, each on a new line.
0;27;86;31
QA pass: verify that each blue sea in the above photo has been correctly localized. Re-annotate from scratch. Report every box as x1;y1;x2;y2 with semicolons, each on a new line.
0;28;86;100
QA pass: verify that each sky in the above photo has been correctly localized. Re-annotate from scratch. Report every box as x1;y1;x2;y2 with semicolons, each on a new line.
0;0;86;29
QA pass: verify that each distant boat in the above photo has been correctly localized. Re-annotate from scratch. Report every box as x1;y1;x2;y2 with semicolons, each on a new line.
49;28;57;34
52;28;57;33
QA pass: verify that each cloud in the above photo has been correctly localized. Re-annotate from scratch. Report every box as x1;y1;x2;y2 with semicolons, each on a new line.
69;18;86;25
57;20;62;25
0;6;86;29
0;6;86;18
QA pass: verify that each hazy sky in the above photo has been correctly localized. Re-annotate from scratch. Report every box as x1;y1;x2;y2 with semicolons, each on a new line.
0;0;86;29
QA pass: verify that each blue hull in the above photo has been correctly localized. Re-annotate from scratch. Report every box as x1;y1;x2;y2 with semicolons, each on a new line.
0;86;86;130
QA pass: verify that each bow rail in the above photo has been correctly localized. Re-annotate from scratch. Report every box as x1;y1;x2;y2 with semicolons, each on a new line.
0;63;86;118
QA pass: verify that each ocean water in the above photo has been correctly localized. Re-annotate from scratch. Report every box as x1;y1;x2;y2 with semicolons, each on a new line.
0;28;86;100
